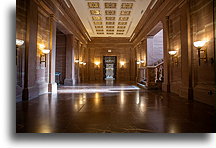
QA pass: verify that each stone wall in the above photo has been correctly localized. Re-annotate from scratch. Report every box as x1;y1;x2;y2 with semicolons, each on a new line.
56;30;66;84
16;0;27;100
190;0;215;105
133;0;215;106
16;0;89;101
35;8;50;95
168;7;182;95
87;38;135;82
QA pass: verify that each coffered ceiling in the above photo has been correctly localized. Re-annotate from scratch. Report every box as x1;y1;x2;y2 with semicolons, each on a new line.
70;0;152;37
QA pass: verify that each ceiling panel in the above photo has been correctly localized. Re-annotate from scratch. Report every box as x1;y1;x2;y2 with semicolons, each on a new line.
70;0;152;37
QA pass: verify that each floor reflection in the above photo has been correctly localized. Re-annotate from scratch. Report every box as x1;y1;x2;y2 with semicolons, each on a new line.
16;83;216;133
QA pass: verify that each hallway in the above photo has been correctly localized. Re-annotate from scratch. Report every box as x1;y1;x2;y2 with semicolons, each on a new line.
16;0;216;133
16;82;216;133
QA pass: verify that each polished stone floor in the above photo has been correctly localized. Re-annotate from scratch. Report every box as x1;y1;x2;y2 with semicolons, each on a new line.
16;82;216;133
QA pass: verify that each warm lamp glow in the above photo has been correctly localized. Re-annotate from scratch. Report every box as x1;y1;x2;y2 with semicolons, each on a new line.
140;60;145;64
16;39;24;46
75;59;79;63
193;40;208;66
83;62;87;65
95;61;100;66
120;61;125;66
39;44;46;49
193;41;207;48
168;51;177;56
136;61;141;64
79;61;83;65
41;49;50;54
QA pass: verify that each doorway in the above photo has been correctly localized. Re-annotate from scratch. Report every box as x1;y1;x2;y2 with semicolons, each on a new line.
103;56;117;80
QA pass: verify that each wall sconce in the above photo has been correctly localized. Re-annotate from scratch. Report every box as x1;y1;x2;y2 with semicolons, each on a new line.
140;60;145;66
120;61;125;68
39;44;46;50
168;50;178;65
75;59;79;63
95;61;100;68
193;41;207;65
136;61;141;65
40;49;50;66
140;60;145;64
16;39;24;65
16;39;24;47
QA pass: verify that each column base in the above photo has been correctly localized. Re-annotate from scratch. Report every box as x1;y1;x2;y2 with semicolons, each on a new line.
162;83;170;92
22;88;29;101
64;79;74;86
188;87;193;101
48;82;57;93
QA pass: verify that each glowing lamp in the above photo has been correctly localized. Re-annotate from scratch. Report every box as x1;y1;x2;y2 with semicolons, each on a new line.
168;51;177;56
136;61;141;64
95;62;100;66
168;50;178;65
120;61;125;66
79;61;83;65
16;39;24;47
39;44;46;49
193;40;208;65
83;62;87;65
40;49;50;67
41;49;50;54
75;59;79;63
193;41;207;48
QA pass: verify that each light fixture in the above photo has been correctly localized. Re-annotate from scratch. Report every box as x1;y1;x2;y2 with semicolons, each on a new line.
95;61;100;65
120;61;125;68
83;62;87;65
41;49;50;54
168;51;177;56
193;41;207;48
16;39;24;65
193;40;207;65
39;44;46;50
79;61;84;65
75;59;79;63
95;61;100;68
40;48;50;66
16;39;24;47
168;50;178;65
141;60;145;64
136;61;141;64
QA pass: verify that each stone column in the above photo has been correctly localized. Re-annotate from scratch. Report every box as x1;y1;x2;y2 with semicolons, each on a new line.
64;34;75;85
140;39;147;66
185;1;194;100
48;15;57;93
22;0;38;100
74;40;80;84
162;16;170;92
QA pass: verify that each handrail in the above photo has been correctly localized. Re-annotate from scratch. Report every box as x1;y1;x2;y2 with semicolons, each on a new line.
137;62;164;89
138;62;164;69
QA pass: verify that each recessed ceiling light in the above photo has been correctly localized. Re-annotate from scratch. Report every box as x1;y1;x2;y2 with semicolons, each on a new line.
105;3;117;8
121;3;133;9
88;2;100;8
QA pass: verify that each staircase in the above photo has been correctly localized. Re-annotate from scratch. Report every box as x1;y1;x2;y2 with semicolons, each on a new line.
137;60;164;89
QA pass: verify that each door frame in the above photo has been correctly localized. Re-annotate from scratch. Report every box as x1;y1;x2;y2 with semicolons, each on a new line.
103;56;117;80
